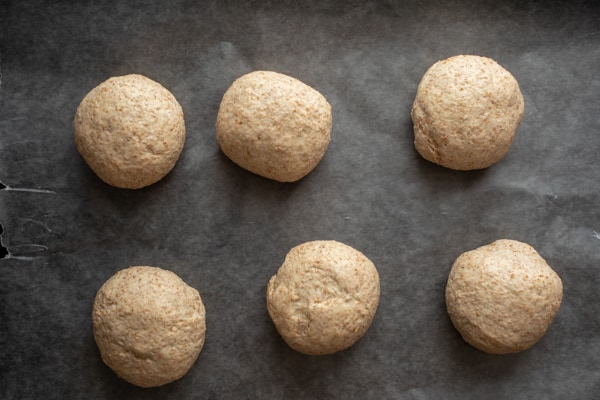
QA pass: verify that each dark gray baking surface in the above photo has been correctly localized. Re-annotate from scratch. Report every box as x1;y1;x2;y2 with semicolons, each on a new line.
1;0;599;398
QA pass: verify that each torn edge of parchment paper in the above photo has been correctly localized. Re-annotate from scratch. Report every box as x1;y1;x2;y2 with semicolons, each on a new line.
0;179;55;260
0;220;51;261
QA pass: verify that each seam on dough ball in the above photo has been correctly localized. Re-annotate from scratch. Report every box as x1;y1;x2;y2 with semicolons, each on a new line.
266;240;380;355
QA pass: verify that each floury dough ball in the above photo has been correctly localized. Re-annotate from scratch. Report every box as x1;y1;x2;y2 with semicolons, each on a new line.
74;74;186;189
445;239;563;354
267;241;380;355
411;55;525;170
92;266;206;387
216;71;332;182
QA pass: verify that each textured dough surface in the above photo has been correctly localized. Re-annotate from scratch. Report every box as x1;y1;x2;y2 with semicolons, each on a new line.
216;71;332;182
267;240;380;355
92;266;206;387
411;55;524;170
74;74;186;189
445;239;562;354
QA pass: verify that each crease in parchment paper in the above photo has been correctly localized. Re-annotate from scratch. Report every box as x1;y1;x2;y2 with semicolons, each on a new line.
0;180;56;194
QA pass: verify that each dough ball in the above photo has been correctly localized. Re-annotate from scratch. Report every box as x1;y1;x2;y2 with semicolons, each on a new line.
267;240;380;355
74;74;186;189
216;71;332;182
411;55;524;170
92;266;206;387
445;239;562;354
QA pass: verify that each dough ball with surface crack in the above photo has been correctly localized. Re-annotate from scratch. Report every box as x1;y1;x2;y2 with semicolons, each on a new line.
92;266;206;387
445;239;562;354
216;71;332;182
411;55;524;170
267;240;380;355
74;74;186;189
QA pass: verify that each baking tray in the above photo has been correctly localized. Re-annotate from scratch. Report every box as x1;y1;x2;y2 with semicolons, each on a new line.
1;0;599;398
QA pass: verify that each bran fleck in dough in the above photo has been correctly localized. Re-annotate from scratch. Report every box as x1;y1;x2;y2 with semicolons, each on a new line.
267;240;380;355
92;266;206;387
74;74;186;189
445;239;563;354
216;71;332;182
411;55;524;170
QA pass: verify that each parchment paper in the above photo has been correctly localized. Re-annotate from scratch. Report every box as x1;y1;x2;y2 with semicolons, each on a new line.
1;1;599;398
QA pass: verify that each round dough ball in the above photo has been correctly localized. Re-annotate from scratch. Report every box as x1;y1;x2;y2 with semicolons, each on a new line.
216;71;332;182
445;239;562;354
267;240;380;355
411;55;524;170
74;74;186;189
92;266;206;387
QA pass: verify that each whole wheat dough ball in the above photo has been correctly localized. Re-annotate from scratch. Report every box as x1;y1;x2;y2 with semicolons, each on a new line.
216;71;332;182
445;239;562;354
411;55;524;170
92;266;206;387
74;74;186;189
267;240;380;355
